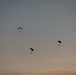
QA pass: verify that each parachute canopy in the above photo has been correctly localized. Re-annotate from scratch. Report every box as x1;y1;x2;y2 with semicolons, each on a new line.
58;40;61;43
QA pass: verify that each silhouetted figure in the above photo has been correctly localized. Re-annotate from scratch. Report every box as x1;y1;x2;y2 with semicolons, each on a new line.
18;27;23;33
57;40;62;46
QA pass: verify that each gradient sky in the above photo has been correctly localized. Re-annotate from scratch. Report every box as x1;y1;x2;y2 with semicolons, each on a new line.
0;0;76;73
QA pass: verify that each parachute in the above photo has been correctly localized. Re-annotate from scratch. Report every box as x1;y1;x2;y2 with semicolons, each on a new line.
18;27;23;33
30;48;34;54
57;40;62;46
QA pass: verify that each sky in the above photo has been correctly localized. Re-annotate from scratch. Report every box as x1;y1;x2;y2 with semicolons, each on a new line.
0;0;76;73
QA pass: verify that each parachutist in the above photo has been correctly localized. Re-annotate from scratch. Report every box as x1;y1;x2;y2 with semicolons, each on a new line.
18;27;23;33
57;40;62;46
30;48;34;53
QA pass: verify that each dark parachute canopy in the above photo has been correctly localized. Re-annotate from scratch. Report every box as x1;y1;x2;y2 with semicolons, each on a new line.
30;48;34;54
57;40;62;46
18;27;23;33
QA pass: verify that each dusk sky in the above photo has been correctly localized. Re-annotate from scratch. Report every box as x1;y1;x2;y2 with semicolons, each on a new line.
0;0;76;73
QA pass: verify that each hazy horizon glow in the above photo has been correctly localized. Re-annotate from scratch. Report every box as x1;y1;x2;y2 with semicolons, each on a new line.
0;0;76;73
